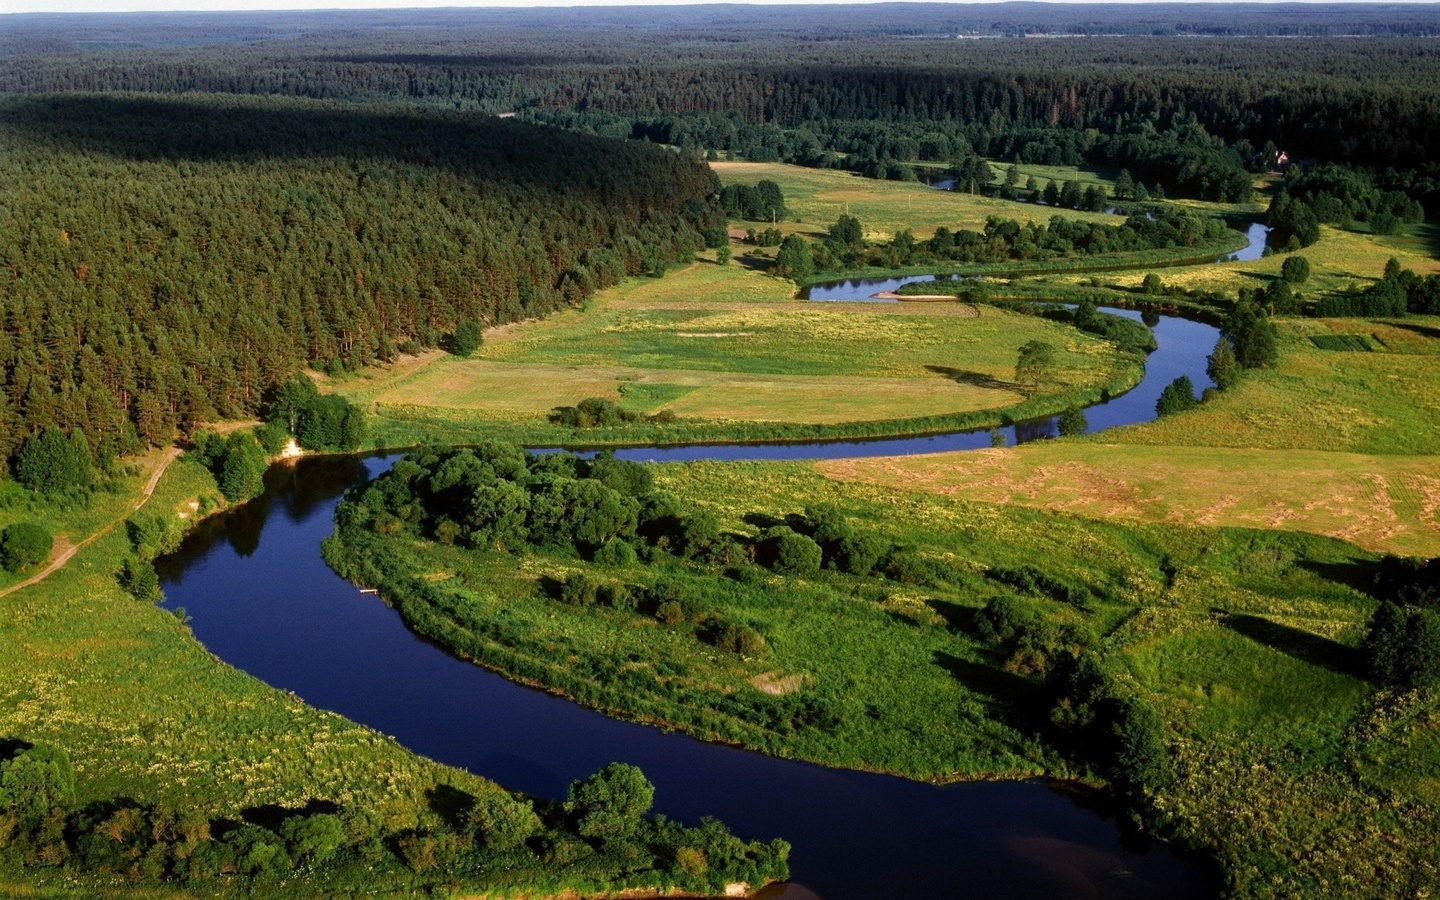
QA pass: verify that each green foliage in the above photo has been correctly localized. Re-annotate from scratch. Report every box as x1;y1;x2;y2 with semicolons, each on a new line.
1014;340;1058;391
1141;273;1164;295
0;522;52;574
14;429;94;496
716;622;767;656
1206;338;1242;391
279;813;346;867
1056;405;1088;437
565;763;654;843
594;538;639;567
118;555;162;603
1280;255;1311;284
1224;297;1280;369
216;432;269;502
297;394;368;452
1155;376;1198;417
763;527;822;577
773;234;814;283
0;745;76;822
830;214;863;246
254;420;290;455
466;792;543;852
451;320;484;358
1364;602;1440;688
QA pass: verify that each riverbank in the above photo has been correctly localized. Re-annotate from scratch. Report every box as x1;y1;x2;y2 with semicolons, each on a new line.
0;454;790;899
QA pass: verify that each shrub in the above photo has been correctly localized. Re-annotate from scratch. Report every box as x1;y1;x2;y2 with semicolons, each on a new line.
0;523;52;574
832;531;889;577
466;792;542;853
216;432;269;502
560;573;601;606
1056;405;1087;437
593;539;639;567
279;813;345;867
119;556;163;603
1364;601;1440;688
0;744;76;822
762;527;822;577
1280;255;1311;284
565;763;654;842
254;421;290;455
655;600;685;625
716;623;767;656
1155;376;1198;417
1206;338;1242;391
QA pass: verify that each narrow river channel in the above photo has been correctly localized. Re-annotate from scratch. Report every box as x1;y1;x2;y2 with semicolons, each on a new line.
157;294;1228;899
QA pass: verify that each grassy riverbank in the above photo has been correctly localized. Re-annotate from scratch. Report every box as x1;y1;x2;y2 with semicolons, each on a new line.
0;456;788;898
326;451;1440;897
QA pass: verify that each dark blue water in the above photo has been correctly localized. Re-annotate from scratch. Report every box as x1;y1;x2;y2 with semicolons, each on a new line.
156;298;1222;898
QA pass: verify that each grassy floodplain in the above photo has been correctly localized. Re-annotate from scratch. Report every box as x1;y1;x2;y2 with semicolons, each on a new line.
343;260;1143;448
822;314;1440;556
0;457;788;898
325;451;1440;897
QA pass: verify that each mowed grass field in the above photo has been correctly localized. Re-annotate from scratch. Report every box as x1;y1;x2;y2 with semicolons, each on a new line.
345;262;1135;428
711;161;1120;240
820;314;1440;555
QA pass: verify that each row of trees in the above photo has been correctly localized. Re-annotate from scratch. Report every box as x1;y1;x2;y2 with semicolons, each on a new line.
0;741;787;893
768;207;1234;282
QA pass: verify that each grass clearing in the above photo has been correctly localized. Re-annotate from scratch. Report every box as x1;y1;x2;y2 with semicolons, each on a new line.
817;444;1440;557
712;161;1120;240
342;261;1139;442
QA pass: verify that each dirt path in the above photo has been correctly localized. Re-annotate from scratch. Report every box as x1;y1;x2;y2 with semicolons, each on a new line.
0;446;182;599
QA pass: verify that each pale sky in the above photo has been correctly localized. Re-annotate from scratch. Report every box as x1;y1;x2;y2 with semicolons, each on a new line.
1;0;1400;13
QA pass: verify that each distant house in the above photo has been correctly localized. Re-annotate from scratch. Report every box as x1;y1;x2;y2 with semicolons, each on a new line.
1275;150;1291;166
497;111;517;119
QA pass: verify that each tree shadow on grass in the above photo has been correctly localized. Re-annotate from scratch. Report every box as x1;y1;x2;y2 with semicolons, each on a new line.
923;365;1017;391
242;799;340;832
1387;320;1440;341
1295;558;1382;596
926;598;978;633
933;650;1041;708
1220;613;1366;678
425;784;477;831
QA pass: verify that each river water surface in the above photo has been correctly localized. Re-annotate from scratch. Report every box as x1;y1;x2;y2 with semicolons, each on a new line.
157;294;1224;898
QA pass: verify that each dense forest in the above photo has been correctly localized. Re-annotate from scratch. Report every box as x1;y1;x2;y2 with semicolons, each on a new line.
0;93;720;460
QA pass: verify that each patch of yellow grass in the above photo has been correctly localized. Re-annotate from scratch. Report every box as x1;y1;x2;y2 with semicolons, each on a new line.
817;444;1440;556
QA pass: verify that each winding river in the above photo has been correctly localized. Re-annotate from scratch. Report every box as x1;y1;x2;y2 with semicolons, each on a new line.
156;283;1233;899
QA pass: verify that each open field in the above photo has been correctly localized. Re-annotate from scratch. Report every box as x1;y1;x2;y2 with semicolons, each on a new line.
818;445;1440;556
712;161;1121;240
818;314;1440;555
1095;316;1440;456
341;261;1140;442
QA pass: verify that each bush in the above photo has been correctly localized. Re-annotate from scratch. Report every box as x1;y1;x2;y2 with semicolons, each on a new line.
1056;405;1087;437
1155;376;1198;417
119;556;163;603
716;622;767;656
254;420;290;455
593;539;639;567
762;528;822;577
565;763;654;842
466;793;542;853
560;573;601;606
655;600;685;625
0;523;52;574
279;814;345;867
216;432;269;502
1206;338;1242;391
1364;601;1440;688
1280;255;1311;284
832;531;889;577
